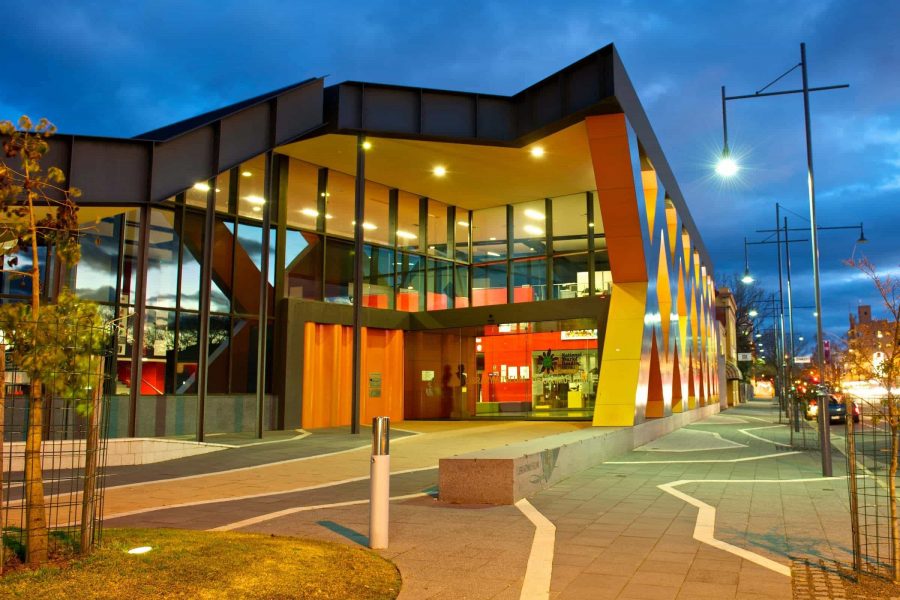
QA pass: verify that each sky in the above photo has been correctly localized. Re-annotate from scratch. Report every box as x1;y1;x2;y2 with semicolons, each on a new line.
3;0;898;346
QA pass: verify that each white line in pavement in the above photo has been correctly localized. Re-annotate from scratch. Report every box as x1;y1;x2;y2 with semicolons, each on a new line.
211;492;429;532
207;429;312;448
102;465;437;521
605;451;801;465
659;475;844;578
738;425;793;448
515;498;556;600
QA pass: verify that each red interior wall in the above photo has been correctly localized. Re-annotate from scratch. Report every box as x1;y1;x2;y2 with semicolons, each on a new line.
480;329;595;402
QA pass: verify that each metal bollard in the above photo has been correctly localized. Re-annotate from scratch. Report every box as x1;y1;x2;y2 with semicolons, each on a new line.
369;416;390;549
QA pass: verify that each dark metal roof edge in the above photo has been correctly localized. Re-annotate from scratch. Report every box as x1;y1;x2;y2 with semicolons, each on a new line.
609;47;713;272
133;76;324;142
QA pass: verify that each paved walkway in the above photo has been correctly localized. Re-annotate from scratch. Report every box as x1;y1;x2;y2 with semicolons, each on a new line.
96;403;873;599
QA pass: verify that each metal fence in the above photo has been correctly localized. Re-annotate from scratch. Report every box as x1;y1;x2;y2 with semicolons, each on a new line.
0;322;113;570
845;395;900;581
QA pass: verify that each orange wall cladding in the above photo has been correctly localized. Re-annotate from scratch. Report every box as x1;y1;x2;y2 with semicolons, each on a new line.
301;323;404;429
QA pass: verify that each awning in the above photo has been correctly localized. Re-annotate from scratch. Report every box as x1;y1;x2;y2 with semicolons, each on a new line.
725;361;743;381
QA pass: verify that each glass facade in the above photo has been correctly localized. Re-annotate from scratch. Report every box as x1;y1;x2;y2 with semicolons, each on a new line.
44;146;612;438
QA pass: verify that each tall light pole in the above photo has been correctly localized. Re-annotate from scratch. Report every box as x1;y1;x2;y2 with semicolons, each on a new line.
716;43;848;477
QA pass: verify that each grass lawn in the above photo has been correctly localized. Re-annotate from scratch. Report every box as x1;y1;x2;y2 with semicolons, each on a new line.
0;528;400;599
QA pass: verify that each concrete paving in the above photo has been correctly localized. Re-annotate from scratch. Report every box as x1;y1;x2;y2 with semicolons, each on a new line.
95;403;868;599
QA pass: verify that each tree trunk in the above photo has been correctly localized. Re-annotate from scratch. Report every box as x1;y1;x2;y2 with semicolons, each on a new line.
24;378;47;566
891;424;900;582
79;356;105;554
0;342;5;575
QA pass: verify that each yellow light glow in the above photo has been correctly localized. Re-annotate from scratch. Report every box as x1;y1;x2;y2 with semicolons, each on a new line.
530;146;545;158
362;222;377;231
396;230;418;240
362;140;372;150
301;208;319;218
523;224;544;236
241;171;253;177
432;165;447;177
127;546;153;555
244;195;266;205
456;220;469;227
523;208;545;220
192;182;210;192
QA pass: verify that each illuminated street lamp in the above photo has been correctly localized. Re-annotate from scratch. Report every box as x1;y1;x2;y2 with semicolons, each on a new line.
741;238;754;284
748;309;759;318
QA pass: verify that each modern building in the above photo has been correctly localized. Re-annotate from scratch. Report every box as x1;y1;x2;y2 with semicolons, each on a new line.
9;44;723;440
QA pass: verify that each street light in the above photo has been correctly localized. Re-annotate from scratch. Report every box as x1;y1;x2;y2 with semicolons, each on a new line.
741;237;754;284
749;309;759;318
716;43;848;478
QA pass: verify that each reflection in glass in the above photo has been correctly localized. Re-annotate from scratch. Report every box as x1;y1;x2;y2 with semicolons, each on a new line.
285;229;323;300
207;315;231;394
365;181;390;246
512;258;547;303
237;155;266;220
593;248;612;294
234;220;264;314
552;194;589;254
553;252;590;299
142;308;175;395
210;218;234;313
472;262;507;306
323;238;354;304
325;170;355;238
76;208;129;303
230;318;259;394
427;199;448;258
512;200;547;258
396;191;420;251
472;206;506;263
455;265;470;308
284;158;320;230
396;252;424;312
455;209;470;262
180;210;205;310
176;311;201;394
363;245;394;309
215;171;232;213
427;259;453;310
145;209;179;309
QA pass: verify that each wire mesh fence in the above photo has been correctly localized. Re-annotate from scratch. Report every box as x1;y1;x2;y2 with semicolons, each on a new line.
845;395;900;582
0;320;114;571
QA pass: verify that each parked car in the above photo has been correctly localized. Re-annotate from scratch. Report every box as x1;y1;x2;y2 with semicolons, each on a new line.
805;395;860;423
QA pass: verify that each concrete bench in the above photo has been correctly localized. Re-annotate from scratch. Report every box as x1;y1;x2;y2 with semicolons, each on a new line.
439;403;721;504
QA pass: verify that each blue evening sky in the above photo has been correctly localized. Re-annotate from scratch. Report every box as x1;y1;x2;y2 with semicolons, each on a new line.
3;0;897;346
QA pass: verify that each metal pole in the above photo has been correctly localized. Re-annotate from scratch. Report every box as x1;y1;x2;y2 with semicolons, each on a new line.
351;135;366;435
801;42;832;476
369;416;390;549
774;204;788;418
785;217;799;434
721;85;729;154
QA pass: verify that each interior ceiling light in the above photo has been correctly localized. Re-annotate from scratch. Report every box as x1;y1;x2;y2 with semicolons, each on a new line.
530;146;545;158
457;221;469;227
301;208;319;218
523;208;545;220
362;140;372;150
486;251;500;257
193;182;210;192
523;225;544;236
241;171;252;177
251;206;261;212
244;195;266;205
432;165;447;177
489;237;497;241
362;222;377;230
396;230;417;240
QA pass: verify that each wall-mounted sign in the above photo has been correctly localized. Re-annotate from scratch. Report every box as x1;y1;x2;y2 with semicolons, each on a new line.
794;355;812;364
508;366;518;380
421;370;435;382
737;352;753;362
561;329;598;341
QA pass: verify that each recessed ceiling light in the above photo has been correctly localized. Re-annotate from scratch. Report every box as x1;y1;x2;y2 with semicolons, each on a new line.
301;208;319;218
362;140;372;150
244;195;266;205
530;146;545;158
193;182;210;192
523;225;544;236
396;230;418;240
489;237;496;241
457;221;469;227
433;165;447;177
251;206;262;212
523;208;545;220
241;171;252;177
320;192;330;197
362;222;377;231
486;251;500;257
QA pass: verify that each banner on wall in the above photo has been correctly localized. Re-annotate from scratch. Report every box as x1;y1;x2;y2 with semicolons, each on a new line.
560;329;598;341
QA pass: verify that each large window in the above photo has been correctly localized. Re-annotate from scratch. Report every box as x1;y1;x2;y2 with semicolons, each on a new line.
472;206;507;263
